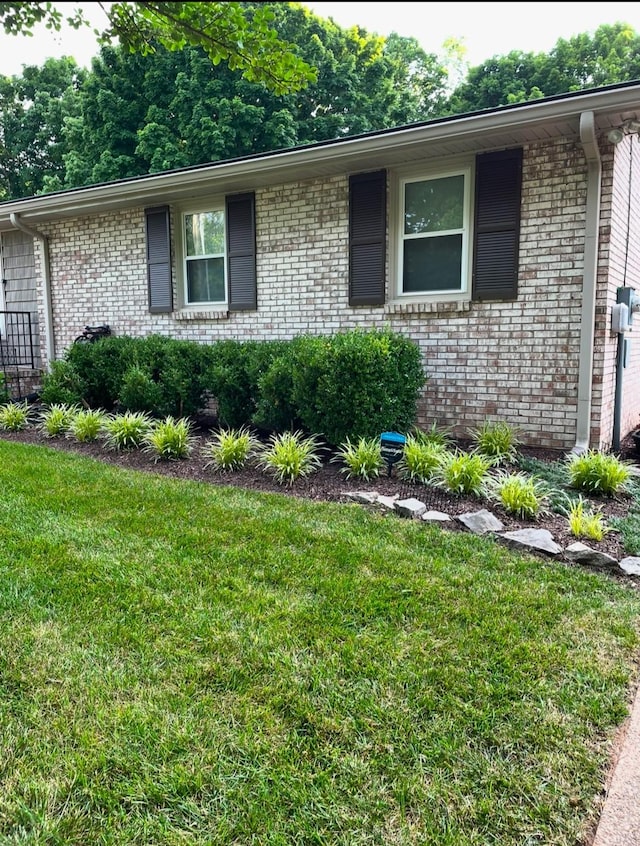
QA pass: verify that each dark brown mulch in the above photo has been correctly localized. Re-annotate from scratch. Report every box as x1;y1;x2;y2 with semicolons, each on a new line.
1;423;640;590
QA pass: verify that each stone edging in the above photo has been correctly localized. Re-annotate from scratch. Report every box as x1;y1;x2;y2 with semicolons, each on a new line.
342;492;640;577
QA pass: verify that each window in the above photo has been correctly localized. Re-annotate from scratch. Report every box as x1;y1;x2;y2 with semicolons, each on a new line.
398;167;471;297
183;209;226;305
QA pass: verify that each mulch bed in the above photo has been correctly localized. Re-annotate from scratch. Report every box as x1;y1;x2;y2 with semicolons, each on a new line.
1;422;640;591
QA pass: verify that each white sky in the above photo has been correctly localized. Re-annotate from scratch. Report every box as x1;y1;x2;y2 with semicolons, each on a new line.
1;1;640;76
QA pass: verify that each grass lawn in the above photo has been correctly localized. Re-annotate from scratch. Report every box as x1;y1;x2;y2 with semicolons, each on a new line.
0;440;639;845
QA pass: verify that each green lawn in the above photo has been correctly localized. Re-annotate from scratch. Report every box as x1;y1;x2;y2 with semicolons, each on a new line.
0;440;639;845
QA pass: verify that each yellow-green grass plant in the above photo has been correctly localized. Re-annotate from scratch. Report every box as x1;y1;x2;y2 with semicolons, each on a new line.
143;416;196;461
333;436;383;482
204;426;259;472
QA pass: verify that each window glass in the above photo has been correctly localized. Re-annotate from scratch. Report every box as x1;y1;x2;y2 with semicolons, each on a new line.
404;175;464;234
186;257;225;303
183;209;225;304
403;235;462;292
401;172;467;295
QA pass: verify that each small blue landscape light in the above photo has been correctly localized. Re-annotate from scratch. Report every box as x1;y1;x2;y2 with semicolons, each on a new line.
380;431;406;477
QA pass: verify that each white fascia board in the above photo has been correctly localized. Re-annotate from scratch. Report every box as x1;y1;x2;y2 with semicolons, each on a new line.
1;83;639;227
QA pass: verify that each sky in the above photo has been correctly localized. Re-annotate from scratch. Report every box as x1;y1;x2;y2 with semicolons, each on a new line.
2;1;640;76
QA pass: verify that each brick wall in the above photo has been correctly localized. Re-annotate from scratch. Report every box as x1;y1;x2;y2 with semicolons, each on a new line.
38;138;594;451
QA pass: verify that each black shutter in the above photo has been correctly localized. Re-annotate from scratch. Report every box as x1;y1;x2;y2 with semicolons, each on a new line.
472;148;523;301
349;170;386;306
145;205;173;313
226;192;256;311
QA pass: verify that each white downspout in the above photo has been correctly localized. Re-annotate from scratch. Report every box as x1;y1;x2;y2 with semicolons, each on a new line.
572;111;602;454
9;213;55;366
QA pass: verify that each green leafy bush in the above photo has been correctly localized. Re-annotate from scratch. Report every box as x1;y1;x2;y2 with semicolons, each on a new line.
288;330;425;447
399;436;447;485
259;430;323;485
566;450;631;497
470;420;520;464
103;411;154;451
567;497;611;541
117;364;165;415
143;417;195;461
0;373;8;405
39;360;86;406
489;471;549;519
204;427;259;472
67;409;106;443
435;450;492;497
0;401;30;431
66;334;136;409
37;403;79;437
333;436;383;481
207;339;288;429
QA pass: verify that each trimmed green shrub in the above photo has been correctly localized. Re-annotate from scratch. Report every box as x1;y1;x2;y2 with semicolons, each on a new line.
117;364;166;415
0;373;8;405
282;330;425;447
207;339;288;429
39;360;86;406
66;334;136;409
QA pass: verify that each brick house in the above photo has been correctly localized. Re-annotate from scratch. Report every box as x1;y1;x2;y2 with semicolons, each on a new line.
1;81;640;452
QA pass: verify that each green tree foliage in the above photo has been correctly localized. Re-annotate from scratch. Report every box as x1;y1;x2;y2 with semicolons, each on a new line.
8;3;450;192
446;22;640;114
0;57;85;199
0;1;315;95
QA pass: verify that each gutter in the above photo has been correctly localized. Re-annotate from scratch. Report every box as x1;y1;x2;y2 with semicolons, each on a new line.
572;111;602;454
9;213;55;366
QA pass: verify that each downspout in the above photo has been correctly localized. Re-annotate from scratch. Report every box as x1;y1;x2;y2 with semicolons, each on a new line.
9;213;55;366
572;111;602;454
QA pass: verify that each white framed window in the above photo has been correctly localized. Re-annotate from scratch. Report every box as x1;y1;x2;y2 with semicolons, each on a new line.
396;165;472;298
182;208;226;305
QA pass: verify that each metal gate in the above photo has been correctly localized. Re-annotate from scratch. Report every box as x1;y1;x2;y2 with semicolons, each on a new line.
0;310;37;400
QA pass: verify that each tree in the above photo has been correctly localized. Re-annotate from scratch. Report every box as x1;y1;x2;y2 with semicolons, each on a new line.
0;56;85;199
39;4;452;190
0;1;315;94
445;22;640;115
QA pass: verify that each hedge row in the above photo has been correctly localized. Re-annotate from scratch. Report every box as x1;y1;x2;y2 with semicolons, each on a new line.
40;330;426;446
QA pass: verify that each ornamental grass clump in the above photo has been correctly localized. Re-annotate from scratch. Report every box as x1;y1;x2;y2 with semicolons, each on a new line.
333;436;383;482
67;408;106;443
489;471;549;519
37;403;79;437
470;420;521;465
435;450;492;497
567;497;611;542
399;436;447;485
103;411;154;451
0;401;30;431
566;450;631;497
410;421;454;450
259;430;323;485
143;416;195;461
204;426;259;472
